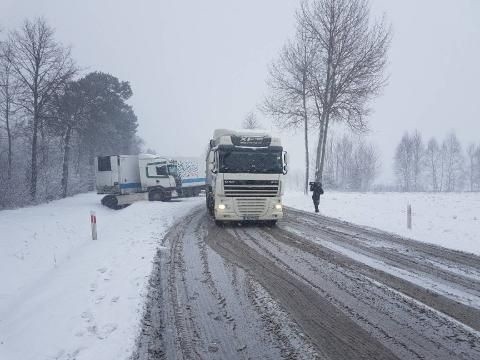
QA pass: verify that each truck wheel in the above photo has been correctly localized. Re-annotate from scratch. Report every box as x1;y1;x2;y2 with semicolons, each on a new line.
206;194;214;216
149;190;164;201
209;199;215;216
215;220;224;227
266;220;277;227
102;195;118;209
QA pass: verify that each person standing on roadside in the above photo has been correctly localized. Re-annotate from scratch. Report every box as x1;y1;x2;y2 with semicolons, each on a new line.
310;181;324;213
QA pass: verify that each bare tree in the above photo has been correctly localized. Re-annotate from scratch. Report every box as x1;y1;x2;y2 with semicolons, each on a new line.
466;143;479;192
438;141;448;192
242;111;260;129
425;137;440;191
49;80;89;198
323;133;379;190
324;134;336;186
299;0;391;187
394;132;413;191
349;139;379;191
475;146;480;191
6;18;75;200
411;130;425;191
442;132;464;192
338;134;353;188
264;28;316;193
0;42;19;180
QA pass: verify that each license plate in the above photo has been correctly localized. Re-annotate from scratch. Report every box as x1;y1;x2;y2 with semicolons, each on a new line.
243;216;259;221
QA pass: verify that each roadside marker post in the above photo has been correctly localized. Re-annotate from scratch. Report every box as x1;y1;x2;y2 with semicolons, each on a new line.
407;204;412;230
90;211;98;240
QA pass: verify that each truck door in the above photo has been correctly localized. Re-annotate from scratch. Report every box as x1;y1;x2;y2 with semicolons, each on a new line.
110;156;120;185
96;156;117;189
145;162;169;188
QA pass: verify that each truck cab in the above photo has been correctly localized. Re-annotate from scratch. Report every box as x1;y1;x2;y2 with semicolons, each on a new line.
138;155;177;201
206;129;287;225
95;154;178;208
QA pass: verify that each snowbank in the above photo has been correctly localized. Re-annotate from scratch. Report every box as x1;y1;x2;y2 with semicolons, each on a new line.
284;191;480;255
0;193;202;360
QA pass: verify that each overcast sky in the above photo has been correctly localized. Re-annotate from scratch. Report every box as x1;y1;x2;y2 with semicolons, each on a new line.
2;0;479;183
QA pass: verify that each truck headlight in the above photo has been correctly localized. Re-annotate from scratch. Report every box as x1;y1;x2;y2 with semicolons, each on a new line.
218;204;226;210
275;204;282;210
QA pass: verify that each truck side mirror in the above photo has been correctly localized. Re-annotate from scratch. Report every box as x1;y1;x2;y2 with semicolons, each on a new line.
210;150;218;174
282;151;289;175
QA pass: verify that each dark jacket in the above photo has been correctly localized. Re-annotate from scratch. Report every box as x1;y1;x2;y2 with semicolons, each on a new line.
311;182;324;201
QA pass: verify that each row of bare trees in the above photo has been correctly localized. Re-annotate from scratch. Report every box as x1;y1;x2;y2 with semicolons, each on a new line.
0;18;140;208
394;130;479;192
263;0;391;195
323;134;379;191
286;133;380;192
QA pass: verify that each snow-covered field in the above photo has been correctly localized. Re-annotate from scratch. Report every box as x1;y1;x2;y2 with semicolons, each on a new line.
0;193;202;360
284;191;480;255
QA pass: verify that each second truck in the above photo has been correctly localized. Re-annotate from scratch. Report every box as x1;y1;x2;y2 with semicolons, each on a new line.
206;129;288;226
95;154;178;209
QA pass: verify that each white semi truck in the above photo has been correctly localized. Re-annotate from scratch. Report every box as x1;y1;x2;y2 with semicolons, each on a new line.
168;157;206;197
95;154;178;209
206;129;287;225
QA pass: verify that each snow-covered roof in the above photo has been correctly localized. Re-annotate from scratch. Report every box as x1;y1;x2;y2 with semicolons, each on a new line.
213;128;270;139
138;153;160;159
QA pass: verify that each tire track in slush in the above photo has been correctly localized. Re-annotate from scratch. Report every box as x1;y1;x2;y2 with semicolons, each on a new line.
287;207;480;274
234;227;424;360
283;212;480;302
137;207;319;359
279;212;480;331
136;206;480;360
167;213;199;360
206;220;400;360
239;226;480;359
185;210;318;359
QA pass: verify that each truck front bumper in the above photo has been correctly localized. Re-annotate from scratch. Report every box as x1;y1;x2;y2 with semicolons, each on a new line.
214;197;283;221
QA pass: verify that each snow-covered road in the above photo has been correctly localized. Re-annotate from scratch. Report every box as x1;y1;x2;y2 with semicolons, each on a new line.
2;192;480;359
137;207;480;360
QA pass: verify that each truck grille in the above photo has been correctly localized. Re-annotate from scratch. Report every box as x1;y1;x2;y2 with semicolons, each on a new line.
223;180;279;197
235;198;267;217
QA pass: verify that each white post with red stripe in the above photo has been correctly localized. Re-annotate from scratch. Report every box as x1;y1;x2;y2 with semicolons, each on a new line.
407;204;412;230
90;211;98;240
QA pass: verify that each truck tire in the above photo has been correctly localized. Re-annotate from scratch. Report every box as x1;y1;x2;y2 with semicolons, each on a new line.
215;220;224;227
149;190;164;202
102;195;119;209
208;198;215;216
266;220;277;227
206;192;214;216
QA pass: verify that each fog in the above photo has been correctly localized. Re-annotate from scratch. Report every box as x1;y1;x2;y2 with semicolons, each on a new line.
2;0;479;183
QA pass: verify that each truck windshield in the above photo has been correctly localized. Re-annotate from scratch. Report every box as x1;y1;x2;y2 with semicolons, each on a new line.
168;164;178;176
219;150;283;174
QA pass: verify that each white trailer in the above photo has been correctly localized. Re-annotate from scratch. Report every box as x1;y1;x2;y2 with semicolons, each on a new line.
168;157;206;197
206;129;288;225
95;154;178;209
